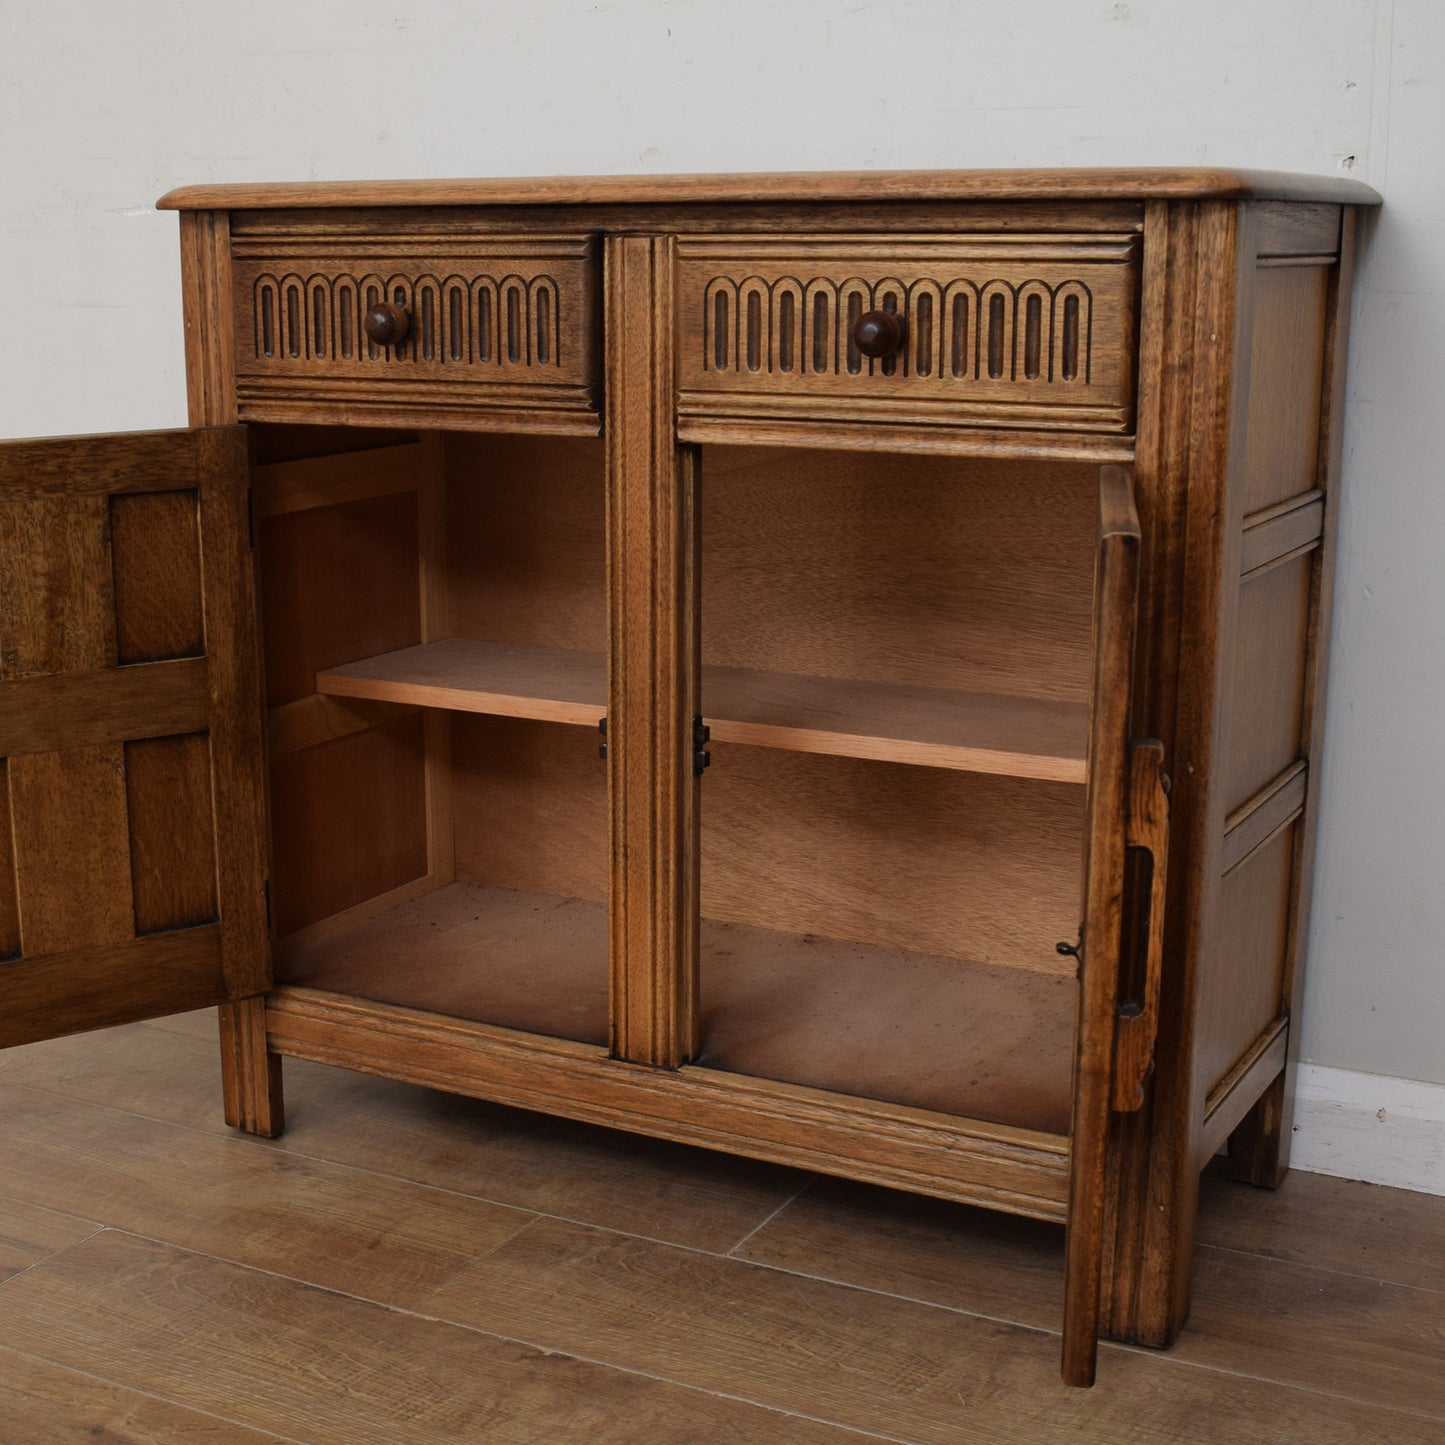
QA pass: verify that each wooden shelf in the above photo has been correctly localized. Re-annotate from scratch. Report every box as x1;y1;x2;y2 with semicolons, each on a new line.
316;638;1087;782
317;639;605;727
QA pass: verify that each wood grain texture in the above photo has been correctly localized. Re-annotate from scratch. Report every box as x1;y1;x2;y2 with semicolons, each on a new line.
0;1231;856;1445
179;210;238;428
702;446;1097;703
0;1082;531;1309
258;483;420;707
0;929;224;1049
444;433;607;652
0;1196;98;1282
1222;539;1312;814
698;914;1074;1132
268;714;428;938
124;732;218;935
0;761;17;960
0;1347;284;1444
0;658;209;757
8;745;133;956
451;714;609;904
0;1019;806;1253
428;1214;1440;1444
606;234;699;1068
251;437;427;517
1096;199;1240;1354
1062;464;1141;1386
278;882;609;1046
196;427;272;1000
1253;202;1342;258
109;489;205;664
156;168;1384;210
0;493;115;677
1239;210;1360;1186
1239;489;1324;576
1200;1018;1288;1162
1241;264;1331;513
266;691;410;757
702;744;1085;972
217;996;283;1137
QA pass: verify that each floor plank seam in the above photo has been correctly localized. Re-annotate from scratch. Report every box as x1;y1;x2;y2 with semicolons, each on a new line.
0;1337;306;1444
0;1222;108;1291
52;1228;915;1445
0;1072;803;1254
414;1211;546;1305
1110;1338;1445;1425
724;1178;815;1258
1198;1238;1445;1295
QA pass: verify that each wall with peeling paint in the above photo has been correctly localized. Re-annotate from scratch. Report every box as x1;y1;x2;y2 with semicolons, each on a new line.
1;3;1440;1105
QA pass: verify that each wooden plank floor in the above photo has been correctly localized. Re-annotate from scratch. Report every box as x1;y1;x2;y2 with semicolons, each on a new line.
0;1011;1441;1443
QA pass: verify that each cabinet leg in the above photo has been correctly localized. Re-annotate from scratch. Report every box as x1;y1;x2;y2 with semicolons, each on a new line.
218;996;284;1137
1225;1070;1291;1189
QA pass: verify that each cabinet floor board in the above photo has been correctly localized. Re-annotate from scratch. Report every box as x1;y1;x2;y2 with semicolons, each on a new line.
275;879;1076;1133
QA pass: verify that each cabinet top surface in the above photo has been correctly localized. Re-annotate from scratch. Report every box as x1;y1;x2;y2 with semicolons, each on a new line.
157;167;1381;211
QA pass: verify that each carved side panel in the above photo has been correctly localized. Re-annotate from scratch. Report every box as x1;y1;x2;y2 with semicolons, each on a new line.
677;234;1139;436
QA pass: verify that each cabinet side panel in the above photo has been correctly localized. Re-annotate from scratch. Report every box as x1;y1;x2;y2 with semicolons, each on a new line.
1204;256;1335;1101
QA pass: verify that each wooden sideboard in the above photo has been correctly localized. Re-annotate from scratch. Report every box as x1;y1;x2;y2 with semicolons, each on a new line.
0;169;1380;1385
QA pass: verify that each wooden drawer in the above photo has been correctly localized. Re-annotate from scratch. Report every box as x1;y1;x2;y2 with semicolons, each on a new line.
230;230;600;431
676;234;1139;438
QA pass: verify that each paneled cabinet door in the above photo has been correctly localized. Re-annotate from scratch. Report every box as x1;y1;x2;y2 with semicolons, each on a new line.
0;427;269;1048
1062;465;1171;1386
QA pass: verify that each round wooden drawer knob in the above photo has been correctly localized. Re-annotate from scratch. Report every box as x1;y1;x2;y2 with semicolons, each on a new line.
852;309;905;359
363;300;410;346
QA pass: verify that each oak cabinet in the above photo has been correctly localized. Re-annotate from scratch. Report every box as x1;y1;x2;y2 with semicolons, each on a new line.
0;170;1379;1385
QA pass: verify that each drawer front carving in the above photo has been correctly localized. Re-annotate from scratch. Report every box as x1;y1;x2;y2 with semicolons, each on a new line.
231;234;600;430
676;235;1139;436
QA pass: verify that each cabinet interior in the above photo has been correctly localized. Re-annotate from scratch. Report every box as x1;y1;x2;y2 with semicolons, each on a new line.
255;424;1096;1136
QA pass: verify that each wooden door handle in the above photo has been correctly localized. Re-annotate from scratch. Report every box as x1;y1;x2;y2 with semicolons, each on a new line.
1112;739;1170;1111
363;300;410;346
852;309;905;358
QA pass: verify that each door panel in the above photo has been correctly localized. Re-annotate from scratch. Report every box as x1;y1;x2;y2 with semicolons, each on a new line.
1061;463;1170;1385
0;427;268;1048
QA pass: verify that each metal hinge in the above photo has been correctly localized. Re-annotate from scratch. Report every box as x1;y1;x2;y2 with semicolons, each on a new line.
598;716;608;761
693;716;711;776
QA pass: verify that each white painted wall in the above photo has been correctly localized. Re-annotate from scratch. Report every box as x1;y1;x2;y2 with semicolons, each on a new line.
2;2;1441;1174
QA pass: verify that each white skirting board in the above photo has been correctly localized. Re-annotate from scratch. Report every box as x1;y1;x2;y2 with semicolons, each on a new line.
1291;1064;1445;1196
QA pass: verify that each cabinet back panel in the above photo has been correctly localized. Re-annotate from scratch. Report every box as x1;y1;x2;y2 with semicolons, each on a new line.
701;447;1097;703
269;714;429;939
701;743;1084;973
445;435;606;653
452;714;609;904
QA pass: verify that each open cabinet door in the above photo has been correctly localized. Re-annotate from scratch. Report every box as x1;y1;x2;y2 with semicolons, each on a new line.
0;428;269;1048
1061;464;1171;1385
